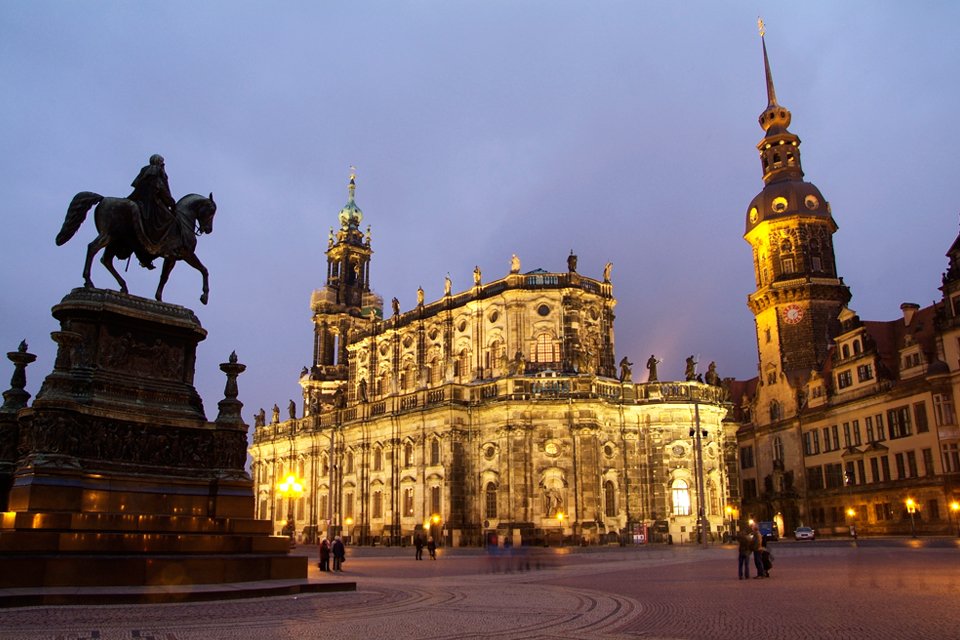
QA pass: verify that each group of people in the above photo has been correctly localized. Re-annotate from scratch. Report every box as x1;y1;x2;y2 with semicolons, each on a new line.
414;534;437;560
736;524;772;580
318;536;346;571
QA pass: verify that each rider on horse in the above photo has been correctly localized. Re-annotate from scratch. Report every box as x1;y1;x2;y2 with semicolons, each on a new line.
129;154;177;269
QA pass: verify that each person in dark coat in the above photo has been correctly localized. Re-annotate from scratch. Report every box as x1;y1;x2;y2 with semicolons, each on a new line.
319;538;331;572
427;536;437;560
736;529;752;579
414;533;424;560
332;536;345;571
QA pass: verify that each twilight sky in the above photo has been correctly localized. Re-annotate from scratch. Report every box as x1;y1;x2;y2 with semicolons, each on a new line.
2;2;958;424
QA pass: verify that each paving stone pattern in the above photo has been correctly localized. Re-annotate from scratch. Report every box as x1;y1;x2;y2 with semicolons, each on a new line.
2;544;958;639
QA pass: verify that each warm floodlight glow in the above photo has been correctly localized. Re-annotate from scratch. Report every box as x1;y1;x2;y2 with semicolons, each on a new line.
277;474;304;497
906;498;916;513
431;514;441;524
846;508;855;518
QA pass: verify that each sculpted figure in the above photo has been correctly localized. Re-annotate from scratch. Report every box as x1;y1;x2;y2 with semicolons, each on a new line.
619;356;633;382
392;297;400;316
257;407;266;427
358;377;368;402
288;399;296;420
444;274;452;296
56;155;216;304
510;254;520;273
271;404;280;424
128;154;177;266
646;355;660;382
417;286;424;306
685;355;697;381
567;251;577;273
705;361;720;386
473;266;482;286
603;261;613;282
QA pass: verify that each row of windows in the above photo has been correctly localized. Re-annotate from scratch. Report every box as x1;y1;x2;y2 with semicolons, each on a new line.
807;499;943;525
803;404;931;456
835;363;875;390
806;448;935;490
369;334;566;395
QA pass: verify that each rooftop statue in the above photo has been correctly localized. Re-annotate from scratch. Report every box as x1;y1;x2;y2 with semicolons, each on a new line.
55;155;217;305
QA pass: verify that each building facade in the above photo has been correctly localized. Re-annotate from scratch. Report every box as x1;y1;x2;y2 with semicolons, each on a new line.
249;175;738;547
735;33;960;537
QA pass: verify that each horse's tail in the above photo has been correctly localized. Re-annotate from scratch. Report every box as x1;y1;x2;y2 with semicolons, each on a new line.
56;192;104;246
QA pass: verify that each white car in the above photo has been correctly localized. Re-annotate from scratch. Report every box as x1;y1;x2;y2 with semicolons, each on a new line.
794;526;816;541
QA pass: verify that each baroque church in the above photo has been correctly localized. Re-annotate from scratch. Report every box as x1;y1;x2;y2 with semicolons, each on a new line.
733;31;960;537
248;171;736;547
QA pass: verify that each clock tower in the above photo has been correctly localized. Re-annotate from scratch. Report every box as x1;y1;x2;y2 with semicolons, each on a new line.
744;27;850;417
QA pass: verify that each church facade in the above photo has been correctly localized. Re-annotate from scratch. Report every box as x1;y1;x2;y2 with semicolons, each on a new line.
734;32;960;537
249;173;737;547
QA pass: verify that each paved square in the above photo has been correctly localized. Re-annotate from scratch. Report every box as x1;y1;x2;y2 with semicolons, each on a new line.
2;541;958;639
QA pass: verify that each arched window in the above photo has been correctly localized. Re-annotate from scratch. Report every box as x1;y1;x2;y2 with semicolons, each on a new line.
533;334;560;364
604;480;616;517
404;442;414;467
853;339;862;355
372;490;383;519
346;450;354;474
773;436;784;462
769;400;781;421
842;344;850;359
320;454;329;476
671;479;690;516
430;438;441;466
486;339;503;372
485;482;498;519
373;446;383;472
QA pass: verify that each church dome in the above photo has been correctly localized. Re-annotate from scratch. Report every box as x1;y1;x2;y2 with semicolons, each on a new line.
745;180;829;234
338;171;363;229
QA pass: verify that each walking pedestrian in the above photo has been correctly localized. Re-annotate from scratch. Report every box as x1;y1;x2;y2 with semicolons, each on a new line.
332;536;345;571
736;529;752;579
427;536;437;560
414;534;424;560
319;537;331;572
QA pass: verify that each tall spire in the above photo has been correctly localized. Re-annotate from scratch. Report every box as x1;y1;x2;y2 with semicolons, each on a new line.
757;19;792;134
759;18;778;108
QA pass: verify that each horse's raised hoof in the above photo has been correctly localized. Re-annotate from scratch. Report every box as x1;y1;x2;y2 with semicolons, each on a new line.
83;281;94;289
200;294;208;305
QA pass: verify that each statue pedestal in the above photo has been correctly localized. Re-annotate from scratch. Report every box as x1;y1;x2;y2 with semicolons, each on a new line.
0;289;309;592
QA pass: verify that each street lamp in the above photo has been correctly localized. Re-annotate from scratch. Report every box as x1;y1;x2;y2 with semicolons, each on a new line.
725;505;739;538
905;498;917;538
277;474;304;541
950;501;960;537
846;507;857;540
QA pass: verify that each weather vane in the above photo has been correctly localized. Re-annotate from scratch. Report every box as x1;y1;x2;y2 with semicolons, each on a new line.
350;164;357;180
758;17;765;38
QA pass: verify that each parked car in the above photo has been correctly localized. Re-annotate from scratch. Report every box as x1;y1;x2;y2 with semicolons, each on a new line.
794;526;816;541
759;520;779;542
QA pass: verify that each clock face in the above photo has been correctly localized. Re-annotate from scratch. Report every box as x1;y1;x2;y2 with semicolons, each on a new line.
544;442;559;456
782;304;804;325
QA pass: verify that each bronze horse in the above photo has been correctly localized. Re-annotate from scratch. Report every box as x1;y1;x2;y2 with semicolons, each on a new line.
56;192;217;304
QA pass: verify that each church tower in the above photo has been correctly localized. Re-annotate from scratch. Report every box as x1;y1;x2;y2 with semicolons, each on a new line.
303;170;382;411
744;24;850;417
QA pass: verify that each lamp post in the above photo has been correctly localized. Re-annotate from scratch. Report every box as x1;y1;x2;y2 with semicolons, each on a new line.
277;474;304;542
726;505;739;539
906;498;917;538
690;401;709;549
950;501;960;537
846;507;857;541
557;511;565;546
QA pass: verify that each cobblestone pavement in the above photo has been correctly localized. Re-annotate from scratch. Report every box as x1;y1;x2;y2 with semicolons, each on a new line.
2;542;959;639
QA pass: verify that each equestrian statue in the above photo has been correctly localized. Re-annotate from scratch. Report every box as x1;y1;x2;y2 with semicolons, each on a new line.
55;155;217;304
